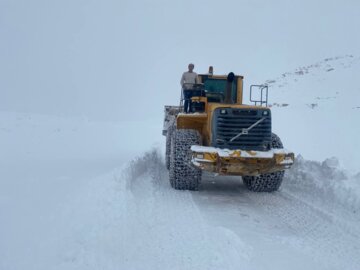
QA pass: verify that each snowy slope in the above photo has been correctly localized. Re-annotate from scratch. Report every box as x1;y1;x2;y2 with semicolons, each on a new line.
0;112;160;270
263;55;360;172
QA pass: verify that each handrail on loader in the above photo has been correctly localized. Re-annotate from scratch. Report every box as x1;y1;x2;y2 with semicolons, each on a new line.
250;85;268;107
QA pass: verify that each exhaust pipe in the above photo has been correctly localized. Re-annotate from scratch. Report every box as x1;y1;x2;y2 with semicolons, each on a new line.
208;66;213;75
224;72;235;104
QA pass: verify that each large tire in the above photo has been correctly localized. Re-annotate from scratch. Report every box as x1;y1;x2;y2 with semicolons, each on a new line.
169;129;202;190
242;133;285;192
165;125;175;170
270;133;284;148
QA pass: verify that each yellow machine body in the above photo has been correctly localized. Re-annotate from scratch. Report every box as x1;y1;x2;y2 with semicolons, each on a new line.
164;73;295;176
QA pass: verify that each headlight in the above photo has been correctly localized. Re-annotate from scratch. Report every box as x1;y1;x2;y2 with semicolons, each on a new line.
262;110;269;116
220;109;227;115
196;154;204;159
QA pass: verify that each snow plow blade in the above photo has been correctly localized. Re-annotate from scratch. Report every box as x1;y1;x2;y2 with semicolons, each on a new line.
191;146;294;176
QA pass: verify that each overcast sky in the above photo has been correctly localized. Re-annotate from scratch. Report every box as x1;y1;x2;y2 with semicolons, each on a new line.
1;0;360;121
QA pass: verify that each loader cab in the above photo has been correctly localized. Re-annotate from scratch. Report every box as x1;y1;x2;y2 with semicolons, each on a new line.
182;73;244;113
198;74;244;104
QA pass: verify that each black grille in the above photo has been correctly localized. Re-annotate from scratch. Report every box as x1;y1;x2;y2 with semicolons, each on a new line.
212;108;271;151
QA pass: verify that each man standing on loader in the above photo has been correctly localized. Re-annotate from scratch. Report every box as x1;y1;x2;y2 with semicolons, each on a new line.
180;63;198;113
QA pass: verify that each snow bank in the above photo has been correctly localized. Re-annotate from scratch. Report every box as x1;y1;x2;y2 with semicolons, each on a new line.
31;148;252;270
283;155;360;218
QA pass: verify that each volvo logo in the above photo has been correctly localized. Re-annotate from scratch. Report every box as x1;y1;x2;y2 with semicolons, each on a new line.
230;117;266;142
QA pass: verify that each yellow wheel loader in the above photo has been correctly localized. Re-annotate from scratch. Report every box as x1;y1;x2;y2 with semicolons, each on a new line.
163;70;294;192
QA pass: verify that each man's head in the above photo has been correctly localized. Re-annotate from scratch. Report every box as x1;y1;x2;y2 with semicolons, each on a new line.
188;63;194;72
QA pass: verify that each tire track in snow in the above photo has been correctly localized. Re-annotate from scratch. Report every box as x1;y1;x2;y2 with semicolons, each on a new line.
121;149;252;270
247;190;360;270
189;164;360;270
64;150;359;270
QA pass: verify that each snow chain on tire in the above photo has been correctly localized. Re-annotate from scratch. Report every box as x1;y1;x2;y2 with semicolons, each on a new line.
165;125;175;170
242;133;285;192
169;129;202;190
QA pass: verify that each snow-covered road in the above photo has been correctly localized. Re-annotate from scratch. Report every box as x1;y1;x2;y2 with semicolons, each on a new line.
115;151;360;270
194;170;360;270
5;150;358;270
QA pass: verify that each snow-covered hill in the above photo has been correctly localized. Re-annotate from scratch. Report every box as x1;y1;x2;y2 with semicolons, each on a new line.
263;55;360;173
